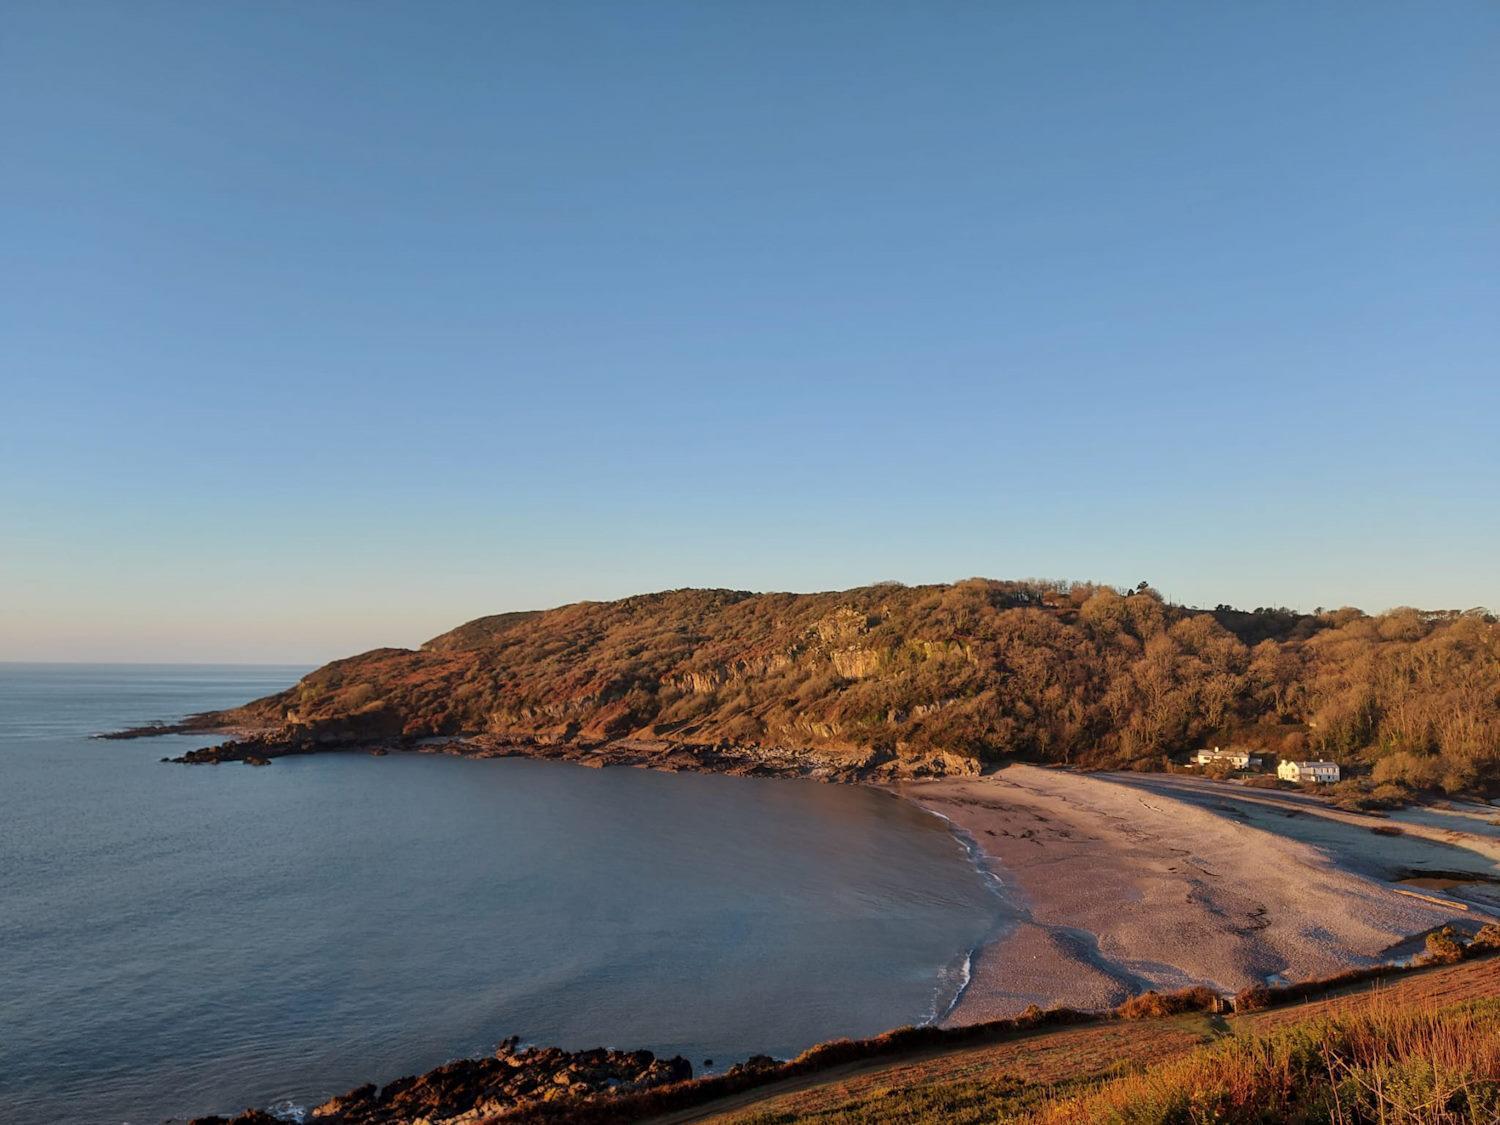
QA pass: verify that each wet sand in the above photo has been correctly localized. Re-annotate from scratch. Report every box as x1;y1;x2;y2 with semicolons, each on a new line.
891;766;1498;1024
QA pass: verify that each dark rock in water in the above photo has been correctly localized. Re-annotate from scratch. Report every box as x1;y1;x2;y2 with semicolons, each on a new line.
368;747;389;756
244;756;272;767
188;1110;283;1125
97;716;219;740
158;708;406;766
726;1054;779;1077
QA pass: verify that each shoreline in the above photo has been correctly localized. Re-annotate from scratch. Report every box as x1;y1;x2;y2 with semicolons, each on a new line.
915;805;1014;1025
114;736;1497;1122
891;765;1497;1025
119;718;1500;1024
119;719;1500;1025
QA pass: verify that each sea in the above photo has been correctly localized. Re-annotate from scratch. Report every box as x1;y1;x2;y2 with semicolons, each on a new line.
0;664;1001;1124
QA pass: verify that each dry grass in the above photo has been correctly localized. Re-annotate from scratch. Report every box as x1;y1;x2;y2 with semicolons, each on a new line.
1030;998;1500;1124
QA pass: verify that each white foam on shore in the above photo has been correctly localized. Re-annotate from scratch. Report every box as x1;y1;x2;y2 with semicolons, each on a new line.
915;800;1020;1025
929;947;976;1025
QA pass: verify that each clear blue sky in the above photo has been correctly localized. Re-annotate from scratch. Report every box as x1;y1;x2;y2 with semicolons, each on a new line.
3;2;1496;662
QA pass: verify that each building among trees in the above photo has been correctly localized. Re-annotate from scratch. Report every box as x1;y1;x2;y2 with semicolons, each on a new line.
1277;759;1341;783
1193;747;1267;770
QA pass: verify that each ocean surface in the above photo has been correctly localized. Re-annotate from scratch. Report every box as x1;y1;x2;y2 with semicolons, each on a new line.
0;664;1001;1125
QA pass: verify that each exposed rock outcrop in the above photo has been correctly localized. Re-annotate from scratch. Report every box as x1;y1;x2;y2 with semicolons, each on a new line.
152;729;978;781
188;1039;691;1125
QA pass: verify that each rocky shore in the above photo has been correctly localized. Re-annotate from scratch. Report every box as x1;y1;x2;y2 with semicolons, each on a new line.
188;1038;695;1125
106;719;978;780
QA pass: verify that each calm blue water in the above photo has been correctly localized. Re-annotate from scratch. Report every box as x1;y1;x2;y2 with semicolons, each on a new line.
0;664;998;1125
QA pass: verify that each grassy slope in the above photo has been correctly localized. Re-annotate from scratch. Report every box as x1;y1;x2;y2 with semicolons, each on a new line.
673;959;1500;1124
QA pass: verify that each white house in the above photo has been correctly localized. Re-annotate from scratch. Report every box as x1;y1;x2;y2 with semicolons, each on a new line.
1193;747;1254;769
1278;759;1340;783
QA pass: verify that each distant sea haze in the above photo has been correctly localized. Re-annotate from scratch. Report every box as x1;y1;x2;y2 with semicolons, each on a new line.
0;664;999;1125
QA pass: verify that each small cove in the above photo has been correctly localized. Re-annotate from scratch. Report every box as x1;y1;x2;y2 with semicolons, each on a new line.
0;665;1000;1124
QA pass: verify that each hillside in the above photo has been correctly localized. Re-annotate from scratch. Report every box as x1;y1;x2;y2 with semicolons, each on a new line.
139;579;1500;791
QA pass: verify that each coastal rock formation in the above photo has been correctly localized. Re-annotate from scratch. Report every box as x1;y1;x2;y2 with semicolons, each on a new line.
106;580;1500;792
148;728;963;780
187;1039;691;1125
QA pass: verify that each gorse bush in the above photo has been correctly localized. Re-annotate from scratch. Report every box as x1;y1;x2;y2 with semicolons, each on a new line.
1422;927;1468;966
1472;924;1500;951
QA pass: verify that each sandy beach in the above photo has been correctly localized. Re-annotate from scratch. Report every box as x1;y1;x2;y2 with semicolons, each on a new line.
892;766;1500;1024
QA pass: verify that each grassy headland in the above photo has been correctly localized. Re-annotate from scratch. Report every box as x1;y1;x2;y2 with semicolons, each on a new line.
123;580;1500;796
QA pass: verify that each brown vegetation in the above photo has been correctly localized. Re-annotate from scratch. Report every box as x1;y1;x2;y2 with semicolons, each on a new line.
164;580;1500;790
1116;986;1221;1020
1031;999;1500;1123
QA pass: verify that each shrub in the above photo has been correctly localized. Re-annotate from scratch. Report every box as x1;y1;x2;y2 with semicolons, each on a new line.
1241;775;1285;790
1372;781;1412;806
1421;926;1468;966
1374;750;1446;790
1116;986;1220;1019
1233;984;1273;1012
1473;923;1500;951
